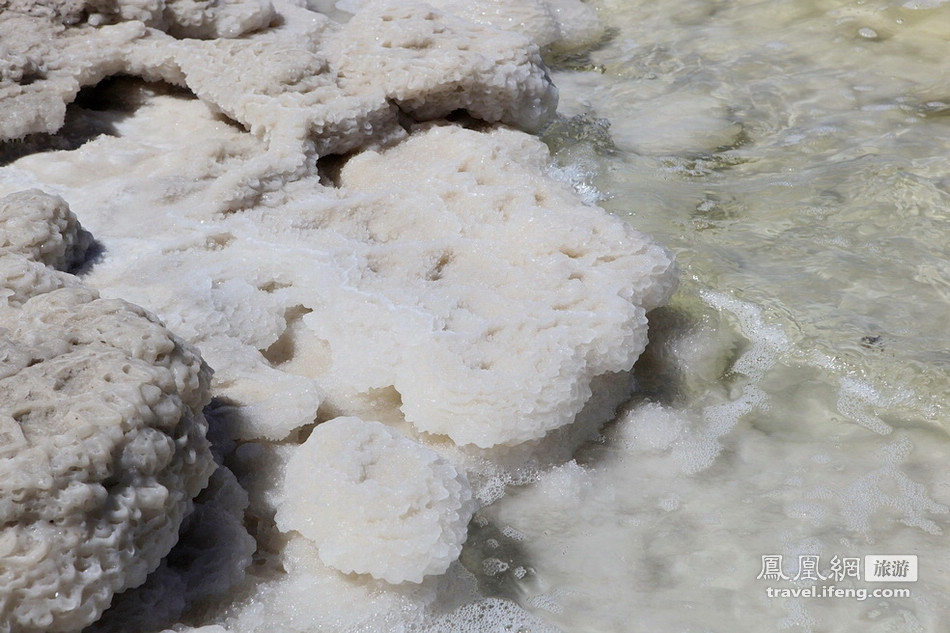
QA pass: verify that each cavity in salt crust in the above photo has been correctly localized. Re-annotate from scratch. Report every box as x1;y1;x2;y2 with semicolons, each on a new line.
275;417;476;584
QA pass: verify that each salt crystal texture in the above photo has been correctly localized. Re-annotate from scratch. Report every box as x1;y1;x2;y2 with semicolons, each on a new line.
313;124;677;447
0;0;677;630
0;192;215;633
275;417;475;584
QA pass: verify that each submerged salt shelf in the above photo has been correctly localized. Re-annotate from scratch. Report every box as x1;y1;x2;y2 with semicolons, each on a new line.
2;0;950;632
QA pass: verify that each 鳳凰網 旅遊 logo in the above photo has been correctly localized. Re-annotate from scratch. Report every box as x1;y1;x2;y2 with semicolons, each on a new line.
756;554;916;601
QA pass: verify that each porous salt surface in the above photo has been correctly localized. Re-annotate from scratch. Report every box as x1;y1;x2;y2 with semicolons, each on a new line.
275;417;476;584
0;0;676;631
0;191;215;633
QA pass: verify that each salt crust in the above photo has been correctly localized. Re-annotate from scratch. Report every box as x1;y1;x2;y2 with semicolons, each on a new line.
0;0;277;141
0;190;92;272
90;123;676;447
275;417;475;584
0;121;674;632
0;191;215;633
0;0;274;36
61;117;675;628
0;0;557;210
0;0;677;629
328;125;676;447
337;0;604;52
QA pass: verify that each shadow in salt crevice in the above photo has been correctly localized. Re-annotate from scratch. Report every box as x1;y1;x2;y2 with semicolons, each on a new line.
0;112;114;167
66;232;106;277
0;76;193;167
85;399;258;633
628;305;696;407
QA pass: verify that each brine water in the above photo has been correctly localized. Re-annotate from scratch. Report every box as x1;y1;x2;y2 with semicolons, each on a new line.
469;1;950;631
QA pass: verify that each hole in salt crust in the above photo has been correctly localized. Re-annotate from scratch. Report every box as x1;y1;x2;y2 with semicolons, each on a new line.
260;305;313;367
315;153;349;187
425;251;453;281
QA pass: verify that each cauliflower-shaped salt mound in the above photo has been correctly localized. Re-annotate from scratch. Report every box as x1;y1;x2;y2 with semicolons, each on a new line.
307;124;677;448
275;417;475;584
0;192;215;632
0;283;215;633
0;189;92;272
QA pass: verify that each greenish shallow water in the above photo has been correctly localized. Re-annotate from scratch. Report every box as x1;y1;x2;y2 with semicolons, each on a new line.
478;1;950;631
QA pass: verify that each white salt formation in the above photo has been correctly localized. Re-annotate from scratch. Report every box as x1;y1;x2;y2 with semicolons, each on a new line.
276;417;475;584
0;192;215;633
1;0;560;208
0;190;92;271
0;0;270;141
0;0;677;630
329;125;676;447
337;0;604;52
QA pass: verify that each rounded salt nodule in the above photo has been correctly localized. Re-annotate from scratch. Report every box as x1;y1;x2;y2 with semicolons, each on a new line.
0;189;92;273
275;417;475;585
0;274;215;633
